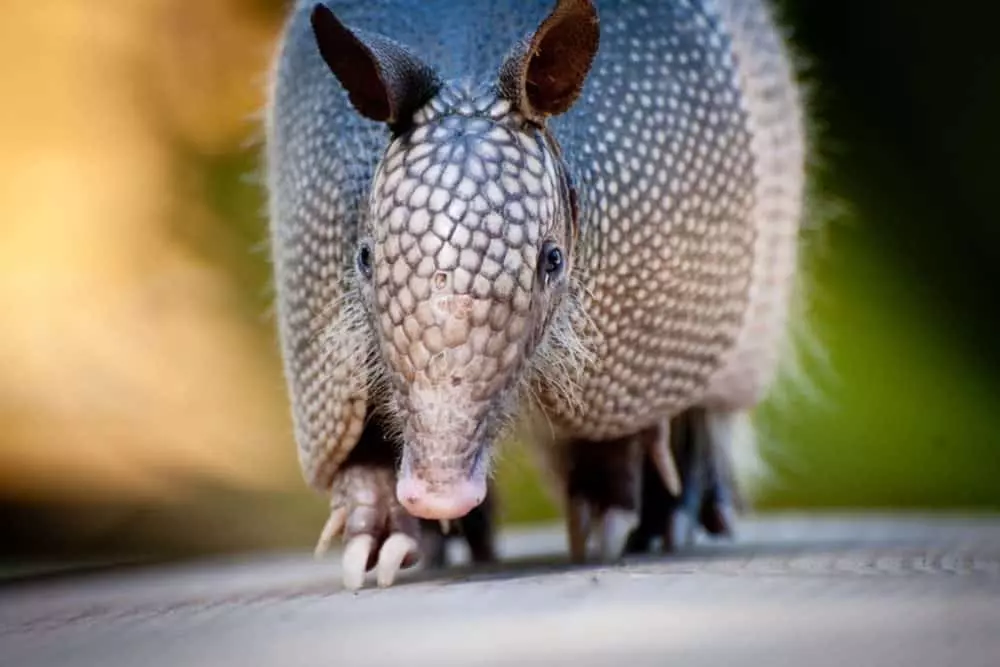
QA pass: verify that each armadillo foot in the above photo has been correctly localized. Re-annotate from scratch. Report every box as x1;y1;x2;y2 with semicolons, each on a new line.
567;500;640;564
314;464;422;591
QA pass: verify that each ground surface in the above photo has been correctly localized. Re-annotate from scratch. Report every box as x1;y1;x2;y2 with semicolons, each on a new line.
1;513;999;667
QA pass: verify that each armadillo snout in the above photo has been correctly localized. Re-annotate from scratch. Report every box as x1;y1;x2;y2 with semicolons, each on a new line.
396;463;487;520
395;426;490;520
396;476;486;520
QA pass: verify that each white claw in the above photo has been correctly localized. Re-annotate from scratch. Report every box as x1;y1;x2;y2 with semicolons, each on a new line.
647;422;682;497
567;499;591;563
598;508;639;562
342;534;375;591
314;507;347;558
376;533;419;588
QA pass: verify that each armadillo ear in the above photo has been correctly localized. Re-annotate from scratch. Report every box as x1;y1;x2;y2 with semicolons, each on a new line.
311;4;440;130
498;0;600;123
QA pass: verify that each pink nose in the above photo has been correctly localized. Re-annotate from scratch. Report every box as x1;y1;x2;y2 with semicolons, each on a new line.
396;475;486;520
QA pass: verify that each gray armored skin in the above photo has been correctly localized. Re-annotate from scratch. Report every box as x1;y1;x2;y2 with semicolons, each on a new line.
264;0;806;589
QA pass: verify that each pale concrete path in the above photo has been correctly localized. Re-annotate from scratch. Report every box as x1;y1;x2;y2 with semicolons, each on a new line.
2;513;999;667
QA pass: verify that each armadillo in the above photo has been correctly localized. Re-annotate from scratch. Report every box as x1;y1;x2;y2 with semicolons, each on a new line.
263;0;807;589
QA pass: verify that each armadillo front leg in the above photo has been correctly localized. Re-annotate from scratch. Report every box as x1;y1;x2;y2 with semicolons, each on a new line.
565;437;640;563
311;417;424;590
317;428;498;587
672;407;743;549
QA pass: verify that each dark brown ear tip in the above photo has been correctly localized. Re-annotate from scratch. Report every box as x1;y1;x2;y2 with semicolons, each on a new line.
310;2;440;130
557;0;600;24
309;2;336;32
509;0;601;120
309;3;391;123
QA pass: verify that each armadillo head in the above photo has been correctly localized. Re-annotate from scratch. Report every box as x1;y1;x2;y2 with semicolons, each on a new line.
311;0;600;519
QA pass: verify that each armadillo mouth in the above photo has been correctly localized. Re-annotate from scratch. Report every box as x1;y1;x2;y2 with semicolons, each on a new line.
395;445;489;520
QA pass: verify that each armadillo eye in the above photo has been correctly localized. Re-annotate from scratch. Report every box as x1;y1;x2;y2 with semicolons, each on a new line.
539;240;564;285
356;241;373;280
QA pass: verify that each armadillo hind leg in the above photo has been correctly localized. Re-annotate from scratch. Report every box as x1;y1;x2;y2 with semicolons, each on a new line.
626;408;746;555
624;416;687;555
667;407;740;551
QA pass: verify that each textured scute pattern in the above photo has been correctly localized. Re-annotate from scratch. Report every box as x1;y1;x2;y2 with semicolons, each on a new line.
367;85;566;475
701;0;806;409
266;0;801;492
548;1;756;440
266;8;382;490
